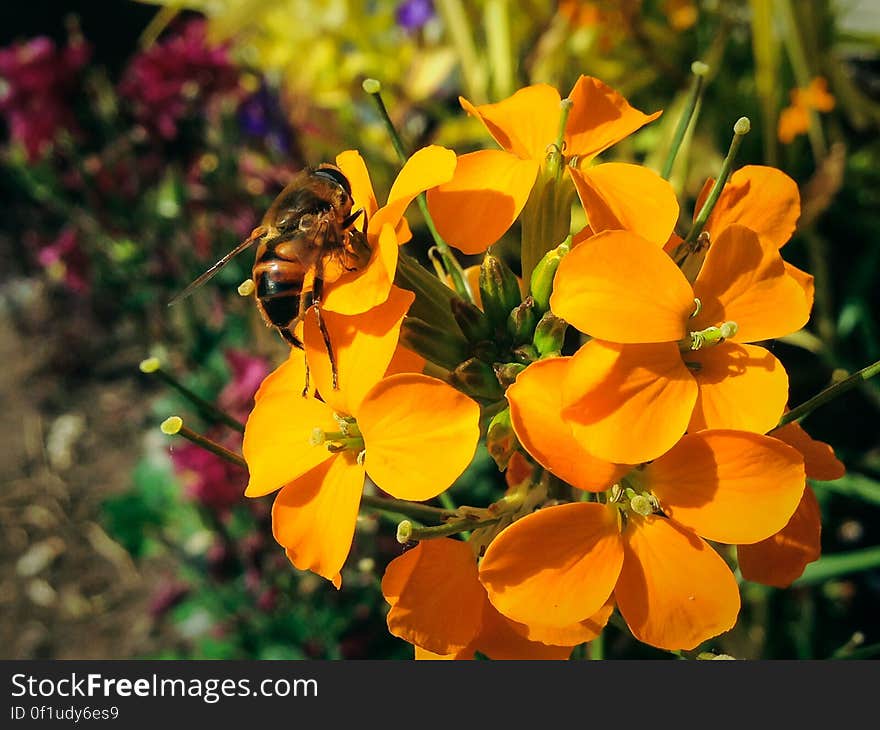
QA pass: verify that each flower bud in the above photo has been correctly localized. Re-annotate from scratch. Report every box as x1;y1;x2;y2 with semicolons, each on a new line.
449;357;504;400
450;296;493;344
486;408;517;470
399;316;469;371
493;361;526;389
506;296;538;345
479;253;521;328
533;311;568;358
512;344;538;364
529;237;570;313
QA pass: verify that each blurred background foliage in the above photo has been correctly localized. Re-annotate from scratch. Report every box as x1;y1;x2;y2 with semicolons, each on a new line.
0;0;878;659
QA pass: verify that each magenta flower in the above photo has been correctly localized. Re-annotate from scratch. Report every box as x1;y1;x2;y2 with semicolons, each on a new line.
0;34;90;160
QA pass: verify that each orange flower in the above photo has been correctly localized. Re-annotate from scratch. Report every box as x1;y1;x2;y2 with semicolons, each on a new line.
321;146;456;315
778;77;835;144
478;429;806;651
243;286;480;586
383;538;611;659
426;76;675;254
691;164;814;308
551;225;810;463
738;422;845;587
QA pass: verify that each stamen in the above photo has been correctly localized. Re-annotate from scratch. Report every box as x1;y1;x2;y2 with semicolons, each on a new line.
661;60;711;180
309;428;325;446
237;279;255;296
630;494;654;517
691;298;702;318
160;416;247;469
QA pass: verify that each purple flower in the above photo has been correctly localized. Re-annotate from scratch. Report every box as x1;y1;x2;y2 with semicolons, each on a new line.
396;0;435;31
218;349;271;423
35;227;91;295
0;34;90;160
237;83;293;155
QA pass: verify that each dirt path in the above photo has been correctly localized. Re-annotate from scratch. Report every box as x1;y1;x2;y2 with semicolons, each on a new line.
0;296;167;658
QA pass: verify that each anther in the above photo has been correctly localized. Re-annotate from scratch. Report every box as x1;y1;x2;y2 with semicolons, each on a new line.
139;357;161;374
691;298;702;318
356;449;366;465
238;279;255;296
362;78;381;95
160;416;183;435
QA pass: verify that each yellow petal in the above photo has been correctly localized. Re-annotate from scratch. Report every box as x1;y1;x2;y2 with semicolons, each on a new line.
569;162;679;246
551;230;694;343
335;149;379;221
615;515;740;651
507;357;627;491
643;430;806;544
304;284;414;415
461;85;562;161
358;374;480;501
692;224;810;342
321;222;400;315
382;539;485;655
565;75;662;159
272;453;364;586
687;343;789;434
427;150;538;254
479;502;624;628
738;487;821;588
563;340;697;464
243;351;337;498
367;145;457;237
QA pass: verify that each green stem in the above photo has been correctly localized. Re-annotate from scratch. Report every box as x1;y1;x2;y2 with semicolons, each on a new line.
661;62;709;180
360;494;455;523
403;515;501;541
776;358;880;427
160;417;247;469
363;80;473;303
484;0;513;101
435;0;487;104
141;359;245;433
682;117;751;248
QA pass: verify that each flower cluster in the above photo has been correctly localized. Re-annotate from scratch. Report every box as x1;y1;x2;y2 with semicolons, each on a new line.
231;75;854;658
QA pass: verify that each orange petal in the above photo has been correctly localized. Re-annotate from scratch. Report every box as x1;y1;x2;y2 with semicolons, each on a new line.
615;515;740;651
564;75;662;159
322;222;399;316
304;284;414;415
335;149;379;221
385;344;426;377
641;430;806;544
785;262;815;312
699;165;800;249
771;422;845;481
687;343;789;434
550;230;694;343
738;487;821;588
461;85;562;161
476;600;577;659
243;352;337;498
414;646;473;660
367;145;457;237
507;357;627;491
426;150;538;254
479;502;624;628
562;340;697;464
502;597;614;647
358;373;480;501
777;104;810;144
569;162;679;246
692;224;810;342
382;539;485;655
272;453;364;586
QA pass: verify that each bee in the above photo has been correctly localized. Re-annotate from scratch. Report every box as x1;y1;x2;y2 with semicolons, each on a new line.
170;164;370;389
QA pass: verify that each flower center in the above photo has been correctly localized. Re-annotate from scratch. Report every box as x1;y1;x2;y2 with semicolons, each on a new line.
681;298;738;352
310;414;365;462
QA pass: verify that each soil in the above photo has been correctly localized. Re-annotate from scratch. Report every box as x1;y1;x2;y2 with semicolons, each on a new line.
0;281;171;659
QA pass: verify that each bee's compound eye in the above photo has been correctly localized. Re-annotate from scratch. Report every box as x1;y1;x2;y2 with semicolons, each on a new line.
298;214;316;231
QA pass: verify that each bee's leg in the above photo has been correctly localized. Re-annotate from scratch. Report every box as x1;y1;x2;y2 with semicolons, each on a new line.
311;276;338;390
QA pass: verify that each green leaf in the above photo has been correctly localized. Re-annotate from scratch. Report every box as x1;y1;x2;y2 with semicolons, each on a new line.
811;473;880;506
794;546;880;585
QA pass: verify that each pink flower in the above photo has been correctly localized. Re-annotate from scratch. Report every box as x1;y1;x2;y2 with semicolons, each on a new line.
0;34;90;160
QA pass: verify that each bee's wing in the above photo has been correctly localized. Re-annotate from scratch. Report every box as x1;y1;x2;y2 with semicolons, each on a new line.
168;226;266;307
